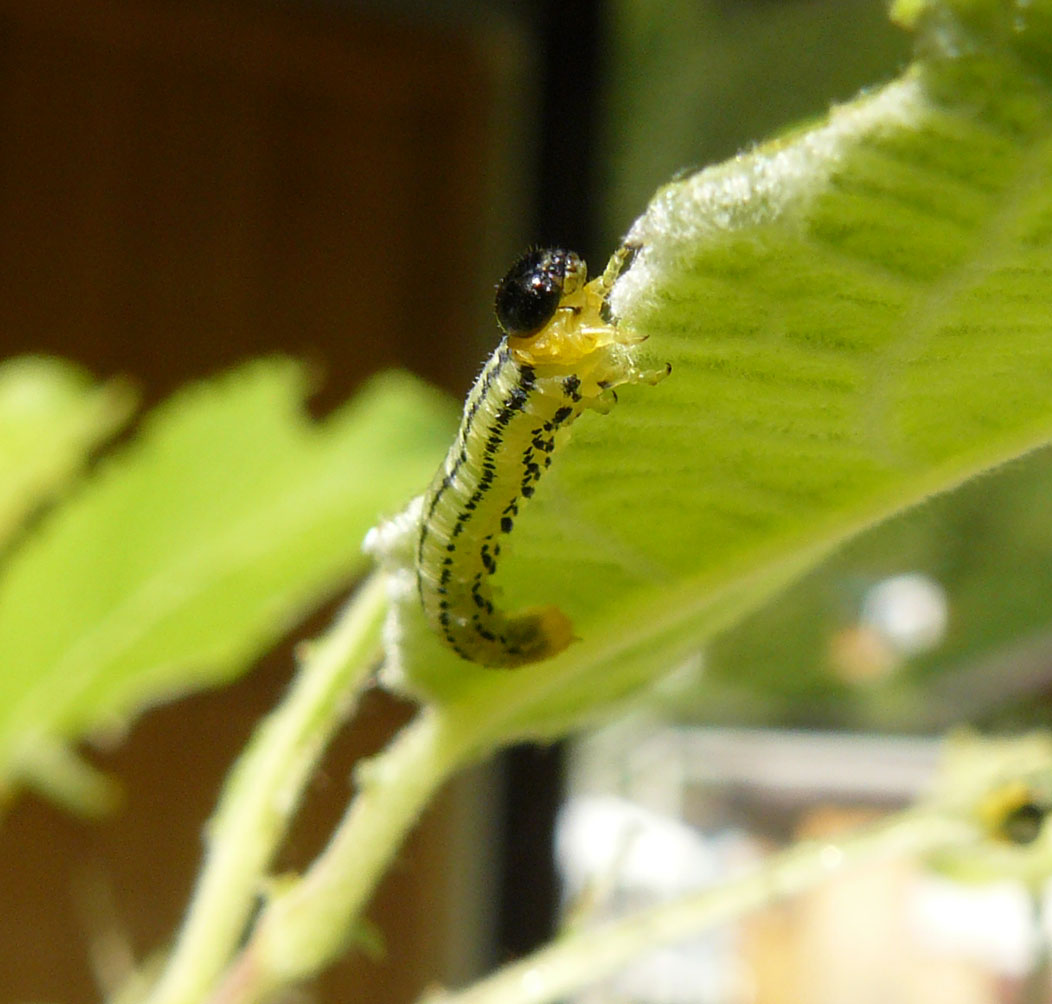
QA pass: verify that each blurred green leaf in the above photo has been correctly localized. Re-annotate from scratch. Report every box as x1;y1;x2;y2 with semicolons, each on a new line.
0;360;455;793
0;356;133;547
372;0;1052;747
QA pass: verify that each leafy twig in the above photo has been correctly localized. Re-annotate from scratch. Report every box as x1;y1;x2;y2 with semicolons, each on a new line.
144;573;388;1004
422;809;977;1004
205;701;479;1004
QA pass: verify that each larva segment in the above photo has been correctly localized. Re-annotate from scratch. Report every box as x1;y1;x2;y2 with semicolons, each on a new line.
415;248;667;669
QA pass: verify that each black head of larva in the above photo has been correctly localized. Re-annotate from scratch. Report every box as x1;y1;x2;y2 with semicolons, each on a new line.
494;247;584;336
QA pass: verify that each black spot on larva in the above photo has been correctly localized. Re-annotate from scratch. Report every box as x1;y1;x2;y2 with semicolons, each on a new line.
507;386;529;412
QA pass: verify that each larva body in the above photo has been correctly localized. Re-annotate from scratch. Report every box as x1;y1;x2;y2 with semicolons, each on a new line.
416;248;666;669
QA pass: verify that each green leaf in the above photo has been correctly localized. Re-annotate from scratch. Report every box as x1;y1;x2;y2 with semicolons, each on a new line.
0;361;455;791
0;356;133;547
695;443;1052;732
372;0;1052;747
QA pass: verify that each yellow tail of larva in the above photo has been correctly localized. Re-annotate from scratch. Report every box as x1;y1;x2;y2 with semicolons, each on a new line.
492;605;576;669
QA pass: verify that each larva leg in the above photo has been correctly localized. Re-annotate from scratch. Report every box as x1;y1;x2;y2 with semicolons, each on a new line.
595;243;640;300
585;390;617;415
587;359;671;412
642;361;673;385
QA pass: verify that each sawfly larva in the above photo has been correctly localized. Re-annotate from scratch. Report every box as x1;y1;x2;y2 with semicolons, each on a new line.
416;247;668;668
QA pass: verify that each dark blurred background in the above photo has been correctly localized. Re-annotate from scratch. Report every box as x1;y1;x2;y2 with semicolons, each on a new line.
0;1;908;1000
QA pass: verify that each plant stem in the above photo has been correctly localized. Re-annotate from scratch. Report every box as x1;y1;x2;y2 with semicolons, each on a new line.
422;809;979;1004
142;572;388;1004
206;701;478;1004
17;739;120;817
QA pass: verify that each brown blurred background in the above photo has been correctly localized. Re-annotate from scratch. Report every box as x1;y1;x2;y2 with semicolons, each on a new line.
0;0;601;999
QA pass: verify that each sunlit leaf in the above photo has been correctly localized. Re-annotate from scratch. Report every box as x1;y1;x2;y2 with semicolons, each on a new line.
372;0;1052;749
0;360;455;790
0;356;133;547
